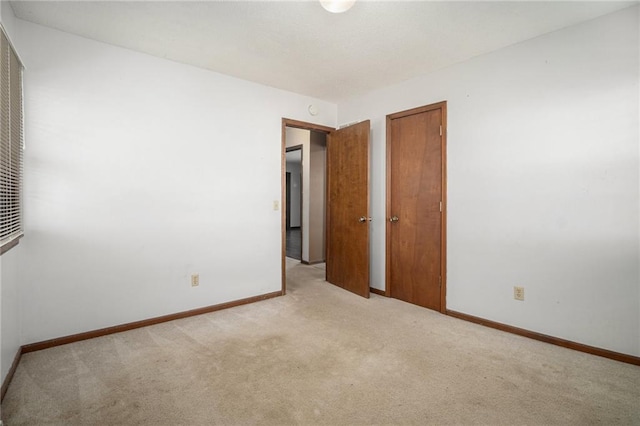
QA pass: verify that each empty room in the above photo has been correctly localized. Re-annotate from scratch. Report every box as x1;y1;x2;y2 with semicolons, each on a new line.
0;0;639;424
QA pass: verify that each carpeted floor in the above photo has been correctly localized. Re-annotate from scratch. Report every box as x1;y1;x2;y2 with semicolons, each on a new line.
2;260;639;425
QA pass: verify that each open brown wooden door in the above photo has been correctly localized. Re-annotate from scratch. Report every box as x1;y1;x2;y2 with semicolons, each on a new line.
326;121;370;298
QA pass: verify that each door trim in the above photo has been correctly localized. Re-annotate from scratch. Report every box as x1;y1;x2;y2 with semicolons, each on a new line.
281;118;334;295
385;101;447;313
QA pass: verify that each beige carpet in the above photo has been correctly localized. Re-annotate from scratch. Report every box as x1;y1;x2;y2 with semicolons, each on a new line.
2;260;639;425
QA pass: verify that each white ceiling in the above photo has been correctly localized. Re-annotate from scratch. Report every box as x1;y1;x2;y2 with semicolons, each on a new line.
9;0;637;102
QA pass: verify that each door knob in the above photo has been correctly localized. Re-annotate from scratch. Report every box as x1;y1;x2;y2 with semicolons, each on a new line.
389;216;399;223
359;216;370;223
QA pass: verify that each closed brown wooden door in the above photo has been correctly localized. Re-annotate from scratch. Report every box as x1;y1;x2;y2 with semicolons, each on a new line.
387;104;445;311
326;120;370;298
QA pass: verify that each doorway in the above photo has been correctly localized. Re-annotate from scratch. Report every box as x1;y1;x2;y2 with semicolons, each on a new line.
283;127;327;265
281;118;371;298
386;102;447;313
285;146;302;260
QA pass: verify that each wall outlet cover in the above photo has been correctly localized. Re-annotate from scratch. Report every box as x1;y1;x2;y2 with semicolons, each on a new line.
514;286;525;301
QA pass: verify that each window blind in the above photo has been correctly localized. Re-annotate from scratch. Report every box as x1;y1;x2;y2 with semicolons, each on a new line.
0;29;24;250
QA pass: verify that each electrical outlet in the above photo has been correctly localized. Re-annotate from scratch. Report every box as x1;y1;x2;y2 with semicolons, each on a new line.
191;274;199;287
514;286;524;301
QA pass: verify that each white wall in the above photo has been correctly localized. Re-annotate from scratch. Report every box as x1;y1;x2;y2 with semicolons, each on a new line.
308;132;326;263
0;0;16;37
0;0;23;386
12;19;336;344
0;257;2;390
339;6;640;356
0;256;2;392
1;246;20;384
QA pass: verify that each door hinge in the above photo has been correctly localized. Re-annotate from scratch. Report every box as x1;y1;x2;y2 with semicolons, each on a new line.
440;125;442;136
439;201;442;212
439;276;442;287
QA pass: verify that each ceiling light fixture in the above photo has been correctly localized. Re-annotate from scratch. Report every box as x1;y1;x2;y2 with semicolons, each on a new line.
320;0;356;14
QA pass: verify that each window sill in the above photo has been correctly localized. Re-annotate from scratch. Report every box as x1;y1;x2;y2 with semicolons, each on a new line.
0;234;23;255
